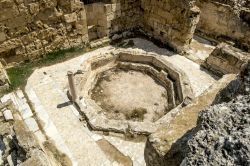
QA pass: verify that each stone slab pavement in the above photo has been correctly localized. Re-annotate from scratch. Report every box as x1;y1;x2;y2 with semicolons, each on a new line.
25;38;218;166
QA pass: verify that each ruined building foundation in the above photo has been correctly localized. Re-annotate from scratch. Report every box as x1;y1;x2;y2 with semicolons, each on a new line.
0;0;249;166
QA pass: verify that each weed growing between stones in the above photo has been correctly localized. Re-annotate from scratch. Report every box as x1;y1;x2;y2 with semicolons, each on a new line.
6;42;110;91
125;108;147;121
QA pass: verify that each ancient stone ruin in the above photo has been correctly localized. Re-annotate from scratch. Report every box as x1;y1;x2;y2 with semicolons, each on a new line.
0;0;249;166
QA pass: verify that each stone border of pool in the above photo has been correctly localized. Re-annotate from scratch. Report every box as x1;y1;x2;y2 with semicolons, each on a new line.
74;50;194;135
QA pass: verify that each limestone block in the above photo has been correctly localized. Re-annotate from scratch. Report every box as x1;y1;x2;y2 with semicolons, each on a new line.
81;34;89;43
204;43;250;75
104;4;112;14
15;0;23;5
74;21;87;35
24;118;39;132
3;109;14;121
0;64;9;87
38;0;57;9
13;120;39;151
1;94;11;103
0;153;3;165
70;1;84;11
21;32;38;45
19;103;33;120
78;10;87;21
64;13;77;23
25;43;36;52
0;32;6;43
107;13;115;21
16;89;25;99
7;154;14;166
68;36;83;47
0;5;19;22
28;3;40;15
38;28;56;40
15;46;26;56
20;149;50;166
94;3;104;13
27;49;44;60
34;130;46;143
34;40;43;49
0;0;15;8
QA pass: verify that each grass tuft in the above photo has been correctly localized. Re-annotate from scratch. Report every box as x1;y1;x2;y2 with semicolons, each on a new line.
6;47;84;90
6;40;110;91
125;107;147;121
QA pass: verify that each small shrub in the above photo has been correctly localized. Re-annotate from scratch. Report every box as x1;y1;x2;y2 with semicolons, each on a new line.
6;47;85;90
125;107;147;121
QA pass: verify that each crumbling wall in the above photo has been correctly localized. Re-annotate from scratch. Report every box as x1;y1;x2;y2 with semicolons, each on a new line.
84;0;141;41
196;0;250;51
144;74;237;166
109;0;142;34
204;42;250;76
85;3;108;40
184;95;250;166
141;0;200;53
0;0;88;63
0;0;201;63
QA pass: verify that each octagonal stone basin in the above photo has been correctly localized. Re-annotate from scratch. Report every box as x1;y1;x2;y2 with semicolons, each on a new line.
92;68;168;123
75;50;193;135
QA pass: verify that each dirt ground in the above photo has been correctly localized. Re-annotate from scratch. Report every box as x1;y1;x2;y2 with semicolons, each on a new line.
91;69;169;122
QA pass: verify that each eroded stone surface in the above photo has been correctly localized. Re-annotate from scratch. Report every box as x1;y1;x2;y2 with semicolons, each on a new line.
91;69;168;122
204;42;250;75
24;38;218;166
197;0;250;51
144;74;236;166
75;48;193;135
184;95;250;166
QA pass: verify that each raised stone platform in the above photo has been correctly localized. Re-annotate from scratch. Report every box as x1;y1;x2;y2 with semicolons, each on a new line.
75;50;193;135
23;38;218;165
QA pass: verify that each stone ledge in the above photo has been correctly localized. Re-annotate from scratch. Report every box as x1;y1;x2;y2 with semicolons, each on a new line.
144;74;237;166
204;43;250;75
75;50;194;135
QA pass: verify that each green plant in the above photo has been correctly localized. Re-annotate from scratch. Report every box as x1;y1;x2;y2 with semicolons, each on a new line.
125;107;147;121
7;47;84;90
6;39;111;91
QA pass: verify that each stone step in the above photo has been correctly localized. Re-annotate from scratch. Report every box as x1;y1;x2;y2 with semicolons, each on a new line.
25;86;78;166
25;76;113;165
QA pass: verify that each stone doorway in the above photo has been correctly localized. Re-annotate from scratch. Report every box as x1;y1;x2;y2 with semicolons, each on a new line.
84;2;110;41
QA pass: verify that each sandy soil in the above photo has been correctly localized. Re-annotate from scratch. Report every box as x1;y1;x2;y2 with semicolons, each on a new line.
91;69;168;122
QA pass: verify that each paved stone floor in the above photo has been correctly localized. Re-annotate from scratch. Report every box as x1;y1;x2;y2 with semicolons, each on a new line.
25;38;218;166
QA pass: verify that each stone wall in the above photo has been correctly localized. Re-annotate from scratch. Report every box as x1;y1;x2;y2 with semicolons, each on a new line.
85;0;141;41
144;74;237;166
109;0;142;34
0;0;88;63
0;0;201;63
85;2;108;40
196;0;250;51
86;0;142;40
141;0;200;53
204;42;250;76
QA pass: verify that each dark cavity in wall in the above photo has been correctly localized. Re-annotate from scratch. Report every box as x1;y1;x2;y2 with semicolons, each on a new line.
81;0;111;4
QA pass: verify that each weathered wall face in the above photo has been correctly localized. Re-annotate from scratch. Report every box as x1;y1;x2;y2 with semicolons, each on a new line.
85;3;108;40
141;0;200;53
109;0;142;34
0;0;200;63
197;0;250;51
204;42;250;76
84;0;141;41
0;0;88;63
